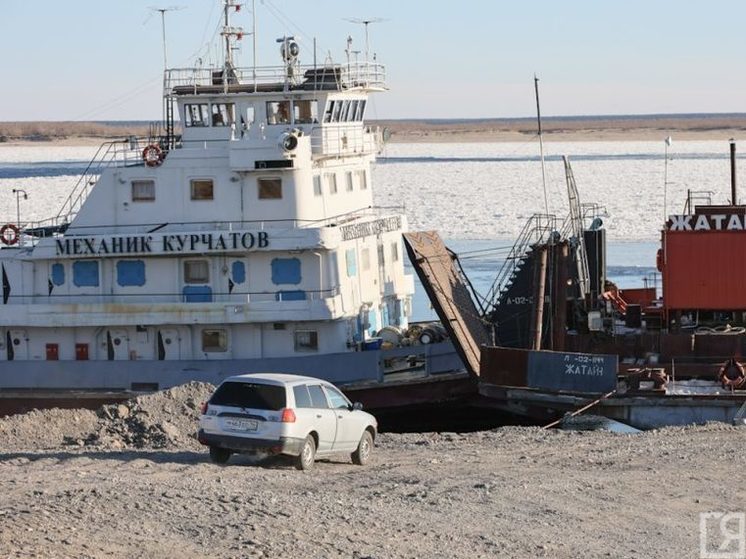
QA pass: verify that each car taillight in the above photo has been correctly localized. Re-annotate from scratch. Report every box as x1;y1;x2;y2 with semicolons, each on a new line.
200;401;208;415
280;408;296;423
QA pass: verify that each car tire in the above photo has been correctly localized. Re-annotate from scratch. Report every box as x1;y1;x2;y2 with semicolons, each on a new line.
209;446;231;465
351;430;373;466
295;435;316;471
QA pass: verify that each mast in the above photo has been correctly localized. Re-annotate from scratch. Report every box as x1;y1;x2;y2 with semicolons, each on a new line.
221;0;245;69
534;75;549;216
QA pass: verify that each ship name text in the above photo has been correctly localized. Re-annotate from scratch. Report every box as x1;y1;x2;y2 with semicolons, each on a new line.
668;214;746;231
55;232;269;257
340;217;402;241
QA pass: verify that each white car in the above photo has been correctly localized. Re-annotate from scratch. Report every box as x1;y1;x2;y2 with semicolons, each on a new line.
197;373;377;470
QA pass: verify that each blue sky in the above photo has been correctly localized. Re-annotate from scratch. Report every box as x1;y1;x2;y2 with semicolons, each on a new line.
2;0;746;121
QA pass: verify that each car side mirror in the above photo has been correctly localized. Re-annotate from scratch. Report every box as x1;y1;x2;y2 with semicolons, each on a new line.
351;401;363;411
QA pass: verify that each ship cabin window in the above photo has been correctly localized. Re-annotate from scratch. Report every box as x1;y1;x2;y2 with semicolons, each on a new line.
357;170;367;190
294;330;318;352
323;101;334;123
345;249;357;277
184;260;209;283
202;329;228;352
313;175;322;196
116;260;146;287
258;177;282;199
326;173;338;195
131;180;155;202
391;242;399;262
240;105;255;135
346;171;354;192
293;100;318;124
73;260;99;287
349;100;359;122
361;248;371;271
190;179;214;201
267;101;291;125
184;104;210;127
51;263;65;286
211;103;234;127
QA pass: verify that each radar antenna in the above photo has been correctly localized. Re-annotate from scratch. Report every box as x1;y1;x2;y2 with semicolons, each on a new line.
344;17;386;62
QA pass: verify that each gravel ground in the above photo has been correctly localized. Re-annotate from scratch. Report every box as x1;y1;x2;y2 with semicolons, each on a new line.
0;385;745;558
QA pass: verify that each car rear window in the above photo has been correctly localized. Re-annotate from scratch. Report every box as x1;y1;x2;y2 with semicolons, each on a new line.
209;381;286;410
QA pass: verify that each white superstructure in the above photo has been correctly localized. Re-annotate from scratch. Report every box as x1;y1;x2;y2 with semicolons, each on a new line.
0;4;461;392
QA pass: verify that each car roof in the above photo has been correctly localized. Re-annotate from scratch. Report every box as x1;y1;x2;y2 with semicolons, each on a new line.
222;373;331;387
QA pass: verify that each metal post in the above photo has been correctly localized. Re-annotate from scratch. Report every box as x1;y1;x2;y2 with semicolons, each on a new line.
534;75;549;216
730;139;737;206
12;189;27;229
530;246;548;350
252;0;257;89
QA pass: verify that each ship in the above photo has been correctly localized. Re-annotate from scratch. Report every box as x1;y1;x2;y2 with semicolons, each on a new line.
405;145;746;429
0;1;465;415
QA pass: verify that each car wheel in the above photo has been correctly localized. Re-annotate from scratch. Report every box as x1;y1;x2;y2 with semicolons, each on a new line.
295;435;316;471
351;430;373;466
209;446;231;465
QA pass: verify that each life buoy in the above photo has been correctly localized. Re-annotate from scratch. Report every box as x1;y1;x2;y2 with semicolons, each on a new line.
718;358;746;389
142;144;164;167
0;224;20;246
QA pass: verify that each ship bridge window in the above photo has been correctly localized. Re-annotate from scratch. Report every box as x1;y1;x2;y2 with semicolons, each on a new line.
326;173;338;194
184;260;209;283
340;100;352;121
267;101;291;125
357;170;367;190
131;180;155;202
211;103;234;127
190;179;214;201
323;101;334;123
293;100;318;124
73;261;99;287
331;101;343;122
184;104;210;127
313;175;322;196
258;177;282;199
355;99;367;121
346;171;354;192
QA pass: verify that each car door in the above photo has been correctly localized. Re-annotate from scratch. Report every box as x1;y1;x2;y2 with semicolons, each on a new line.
323;385;360;452
306;384;337;453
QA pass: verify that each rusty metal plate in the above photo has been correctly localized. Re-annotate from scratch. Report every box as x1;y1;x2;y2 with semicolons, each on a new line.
403;231;491;377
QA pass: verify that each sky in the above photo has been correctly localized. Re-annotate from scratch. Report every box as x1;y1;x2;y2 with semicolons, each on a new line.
2;0;746;121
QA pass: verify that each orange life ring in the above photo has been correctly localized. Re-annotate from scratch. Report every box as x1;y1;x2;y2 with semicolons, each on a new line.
718;358;746;389
142;144;164;167
0;223;19;246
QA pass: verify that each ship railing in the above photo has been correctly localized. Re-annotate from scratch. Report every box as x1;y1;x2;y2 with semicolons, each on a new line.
22;286;341;305
165;62;386;93
684;190;714;214
484;213;559;312
559;203;609;238
19;137;166;238
309;125;381;157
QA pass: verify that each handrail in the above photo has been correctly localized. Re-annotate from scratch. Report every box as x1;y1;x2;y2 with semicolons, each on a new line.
165;62;386;93
484;213;558;312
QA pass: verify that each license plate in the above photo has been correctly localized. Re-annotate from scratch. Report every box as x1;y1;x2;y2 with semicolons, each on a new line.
224;418;258;432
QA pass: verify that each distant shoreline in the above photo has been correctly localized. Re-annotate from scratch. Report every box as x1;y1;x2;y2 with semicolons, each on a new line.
2;114;746;145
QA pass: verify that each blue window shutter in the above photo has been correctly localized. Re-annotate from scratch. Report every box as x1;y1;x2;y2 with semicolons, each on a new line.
183;286;213;302
271;258;301;285
51;263;65;286
116;260;146;287
73;261;99;287
275;290;307;301
232;261;246;284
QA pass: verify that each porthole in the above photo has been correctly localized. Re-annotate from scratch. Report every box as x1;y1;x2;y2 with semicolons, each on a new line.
13;338;20;346
165;338;172;345
113;338;121;346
